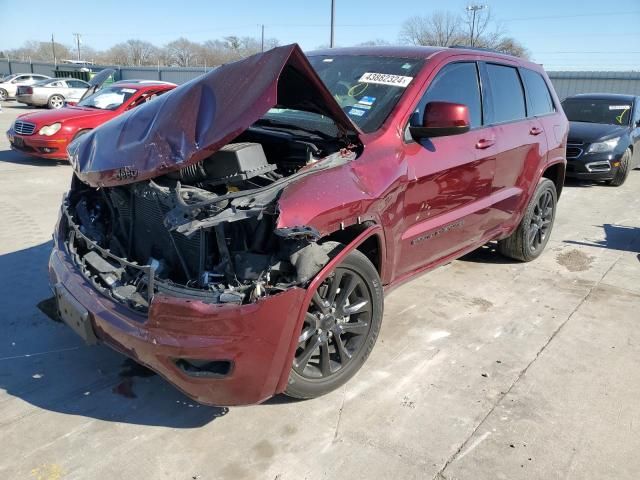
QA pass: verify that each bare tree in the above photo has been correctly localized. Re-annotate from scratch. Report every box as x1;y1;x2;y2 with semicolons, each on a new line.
165;37;201;67
6;33;281;67
126;39;158;66
357;39;391;46
399;8;528;58
490;37;529;58
400;11;463;47
6;40;72;62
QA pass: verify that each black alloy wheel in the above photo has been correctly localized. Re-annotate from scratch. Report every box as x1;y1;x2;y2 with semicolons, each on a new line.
285;246;383;399
527;188;554;253
498;178;557;262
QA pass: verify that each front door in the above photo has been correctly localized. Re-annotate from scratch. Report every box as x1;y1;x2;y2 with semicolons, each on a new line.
397;61;496;279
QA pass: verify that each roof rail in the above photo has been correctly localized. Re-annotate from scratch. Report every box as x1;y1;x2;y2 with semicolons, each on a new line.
449;45;517;57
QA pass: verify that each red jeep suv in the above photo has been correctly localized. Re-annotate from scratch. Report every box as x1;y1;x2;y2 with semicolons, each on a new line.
50;44;567;406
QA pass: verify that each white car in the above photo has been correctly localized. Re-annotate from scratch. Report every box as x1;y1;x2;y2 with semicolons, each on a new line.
0;73;51;100
16;78;90;109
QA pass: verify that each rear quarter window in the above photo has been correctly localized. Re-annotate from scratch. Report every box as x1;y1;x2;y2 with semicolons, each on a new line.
485;64;526;123
521;69;555;116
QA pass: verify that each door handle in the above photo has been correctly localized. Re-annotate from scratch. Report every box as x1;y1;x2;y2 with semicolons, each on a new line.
529;126;544;136
476;138;495;149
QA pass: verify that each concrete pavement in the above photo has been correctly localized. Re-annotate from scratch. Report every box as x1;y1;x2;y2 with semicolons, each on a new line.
0;102;638;479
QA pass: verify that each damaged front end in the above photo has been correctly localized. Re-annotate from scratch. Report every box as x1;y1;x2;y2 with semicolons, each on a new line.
60;44;362;313
62;147;353;313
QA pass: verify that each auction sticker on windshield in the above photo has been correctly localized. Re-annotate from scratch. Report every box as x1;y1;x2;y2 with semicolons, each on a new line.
358;72;413;87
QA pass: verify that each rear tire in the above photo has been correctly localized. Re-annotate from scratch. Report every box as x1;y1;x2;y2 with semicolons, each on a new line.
48;94;65;109
498;178;557;262
285;245;383;400
607;148;631;187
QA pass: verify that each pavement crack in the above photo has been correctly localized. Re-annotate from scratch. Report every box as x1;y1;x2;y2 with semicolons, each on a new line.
333;385;347;441
432;254;623;480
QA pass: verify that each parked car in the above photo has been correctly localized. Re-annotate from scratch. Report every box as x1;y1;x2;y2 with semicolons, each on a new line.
562;93;640;186
0;73;51;100
16;78;90;109
6;76;174;160
50;44;567;406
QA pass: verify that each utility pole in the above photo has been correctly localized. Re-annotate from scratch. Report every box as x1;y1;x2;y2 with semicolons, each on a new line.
466;4;487;47
330;0;335;48
72;33;82;61
51;34;57;64
261;24;265;52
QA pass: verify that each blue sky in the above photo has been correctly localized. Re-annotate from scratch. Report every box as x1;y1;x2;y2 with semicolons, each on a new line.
1;0;639;70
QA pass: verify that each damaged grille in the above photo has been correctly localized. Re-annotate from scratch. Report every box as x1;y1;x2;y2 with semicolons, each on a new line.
62;201;156;313
108;188;206;282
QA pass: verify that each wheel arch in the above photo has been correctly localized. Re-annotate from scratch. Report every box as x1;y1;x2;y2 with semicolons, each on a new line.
321;222;386;281
274;224;384;394
541;161;565;199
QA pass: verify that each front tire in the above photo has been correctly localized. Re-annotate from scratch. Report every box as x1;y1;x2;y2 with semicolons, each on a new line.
0;88;8;101
498;178;557;262
607;148;631;187
285;246;383;399
48;94;65;109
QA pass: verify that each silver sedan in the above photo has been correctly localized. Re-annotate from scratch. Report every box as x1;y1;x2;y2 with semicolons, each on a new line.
16;78;90;109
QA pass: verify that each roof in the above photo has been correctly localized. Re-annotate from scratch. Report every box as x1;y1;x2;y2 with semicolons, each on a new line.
565;93;637;101
307;45;539;67
307;45;446;59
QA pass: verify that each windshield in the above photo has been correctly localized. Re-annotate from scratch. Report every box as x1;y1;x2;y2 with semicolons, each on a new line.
562;98;632;126
296;55;425;133
1;74;17;83
78;86;138;110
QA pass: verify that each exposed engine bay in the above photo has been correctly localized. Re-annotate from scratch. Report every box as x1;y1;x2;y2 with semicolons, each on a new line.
62;127;357;312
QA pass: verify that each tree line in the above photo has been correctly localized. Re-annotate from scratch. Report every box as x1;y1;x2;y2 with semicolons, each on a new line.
1;8;528;67
0;35;280;67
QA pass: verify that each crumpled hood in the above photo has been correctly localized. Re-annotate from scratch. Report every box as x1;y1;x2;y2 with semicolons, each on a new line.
70;44;360;188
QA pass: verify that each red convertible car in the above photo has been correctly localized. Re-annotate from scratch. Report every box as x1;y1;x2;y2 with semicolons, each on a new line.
50;44;567;406
6;72;175;160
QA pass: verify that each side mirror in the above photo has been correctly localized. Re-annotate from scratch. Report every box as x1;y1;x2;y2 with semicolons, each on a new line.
410;101;471;140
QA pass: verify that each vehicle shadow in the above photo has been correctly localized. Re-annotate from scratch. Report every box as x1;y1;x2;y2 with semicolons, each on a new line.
563;178;602;188
1;102;37;110
459;242;514;264
0;149;67;167
0;241;228;428
564;224;640;254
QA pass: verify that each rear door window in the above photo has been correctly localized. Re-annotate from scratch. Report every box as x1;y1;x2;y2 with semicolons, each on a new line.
485;64;526;123
67;80;88;88
414;62;482;129
521;69;555;116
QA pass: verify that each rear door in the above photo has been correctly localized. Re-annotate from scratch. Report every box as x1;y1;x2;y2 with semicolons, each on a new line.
397;61;497;278
479;62;546;229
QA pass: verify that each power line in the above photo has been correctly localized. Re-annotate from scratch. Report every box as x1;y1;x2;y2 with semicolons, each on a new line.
501;10;640;22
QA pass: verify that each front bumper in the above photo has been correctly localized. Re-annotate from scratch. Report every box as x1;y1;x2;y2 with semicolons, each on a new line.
6;128;71;160
49;216;307;406
565;150;624;181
